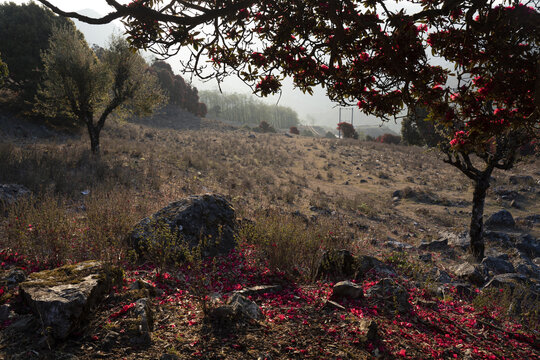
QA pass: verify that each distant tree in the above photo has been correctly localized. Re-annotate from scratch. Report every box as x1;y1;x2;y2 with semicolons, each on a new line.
35;28;163;154
337;122;358;139
325;131;336;139
197;102;207;117
376;134;402;145
401;106;442;147
200;90;300;128
150;60;206;117
258;120;276;133
0;52;7;87
0;2;75;102
289;126;300;135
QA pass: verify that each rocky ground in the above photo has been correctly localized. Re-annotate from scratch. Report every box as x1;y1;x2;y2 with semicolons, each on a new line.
0;115;538;359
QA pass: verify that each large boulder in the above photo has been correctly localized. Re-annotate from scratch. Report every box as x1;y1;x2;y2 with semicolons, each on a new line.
130;194;237;259
366;278;411;314
19;261;122;340
481;256;515;275
485;210;515;229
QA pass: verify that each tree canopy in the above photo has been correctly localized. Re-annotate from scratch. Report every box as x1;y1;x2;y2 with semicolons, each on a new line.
35;27;164;154
0;2;75;100
37;0;539;260
0;52;7;87
150;60;207;116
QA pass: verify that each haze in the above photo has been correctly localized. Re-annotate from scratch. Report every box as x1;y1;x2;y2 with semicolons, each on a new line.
1;0;402;130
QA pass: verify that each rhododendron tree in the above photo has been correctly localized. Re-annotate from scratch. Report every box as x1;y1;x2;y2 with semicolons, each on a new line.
37;0;539;261
337;121;358;139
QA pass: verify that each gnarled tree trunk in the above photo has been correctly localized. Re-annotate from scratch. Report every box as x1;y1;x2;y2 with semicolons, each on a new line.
469;170;493;262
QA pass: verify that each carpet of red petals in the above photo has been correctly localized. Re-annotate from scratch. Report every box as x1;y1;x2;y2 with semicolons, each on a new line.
1;246;538;359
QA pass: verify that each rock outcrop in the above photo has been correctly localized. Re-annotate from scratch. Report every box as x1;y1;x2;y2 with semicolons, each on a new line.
130;194;237;259
19;261;122;340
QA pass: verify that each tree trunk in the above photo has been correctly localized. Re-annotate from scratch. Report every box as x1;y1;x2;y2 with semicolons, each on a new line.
87;122;101;155
469;172;492;262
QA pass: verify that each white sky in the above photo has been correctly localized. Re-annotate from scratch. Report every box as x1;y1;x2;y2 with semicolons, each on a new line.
1;0;401;130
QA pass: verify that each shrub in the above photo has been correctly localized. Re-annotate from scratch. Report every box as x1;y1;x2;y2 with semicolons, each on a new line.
289;126;300;135
258;120;276;133
337;122;358;139
376;133;401;144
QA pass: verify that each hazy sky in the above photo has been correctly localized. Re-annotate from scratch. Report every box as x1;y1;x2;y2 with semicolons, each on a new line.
2;0;402;130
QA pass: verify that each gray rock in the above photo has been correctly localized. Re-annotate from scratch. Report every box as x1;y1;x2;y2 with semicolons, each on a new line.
492;187;520;201
331;281;364;300
392;190;403;199
0;184;31;205
130;194;237;259
513;234;540;258
235;285;282;297
228;293;262;320
315;249;356;280
485;210;515;229
358;319;379;341
429;267;452;284
484;231;512;248
509;175;534;186
481;256;515;275
418;238;448;252
3;268;26;286
384;239;413;251
452;263;485;286
355;255;396;280
439;231;469;249
130;298;153;345
19;261;122;340
365;278;411;314
483;273;529;290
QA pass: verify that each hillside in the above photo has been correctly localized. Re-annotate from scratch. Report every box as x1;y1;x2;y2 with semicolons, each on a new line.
0;119;538;359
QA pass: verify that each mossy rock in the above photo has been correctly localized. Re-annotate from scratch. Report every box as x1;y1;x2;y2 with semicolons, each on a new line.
19;261;123;340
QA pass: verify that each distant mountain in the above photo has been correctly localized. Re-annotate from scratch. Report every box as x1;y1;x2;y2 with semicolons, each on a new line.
73;9;119;47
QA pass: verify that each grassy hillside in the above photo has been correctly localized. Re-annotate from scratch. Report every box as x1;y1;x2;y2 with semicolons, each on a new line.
0;117;538;359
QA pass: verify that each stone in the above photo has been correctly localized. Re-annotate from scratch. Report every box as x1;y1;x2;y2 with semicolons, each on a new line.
481;256;515;275
429;267;452;284
484;231;512;248
452;263;485;287
19;261;122;340
355;255;396;280
130;194;237;259
384;239;413;251
130;298;153;345
365;278;411;314
439;231;469;249
228;293;262;320
509;175;534;186
483;273;529;290
485;210;515;229
235;285;282;297
3;268;26;287
392;190;403;199
359;319;378;342
418;238;449;252
513;234;540;258
0;184;31;205
315;249;356;280
331;281;364;300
